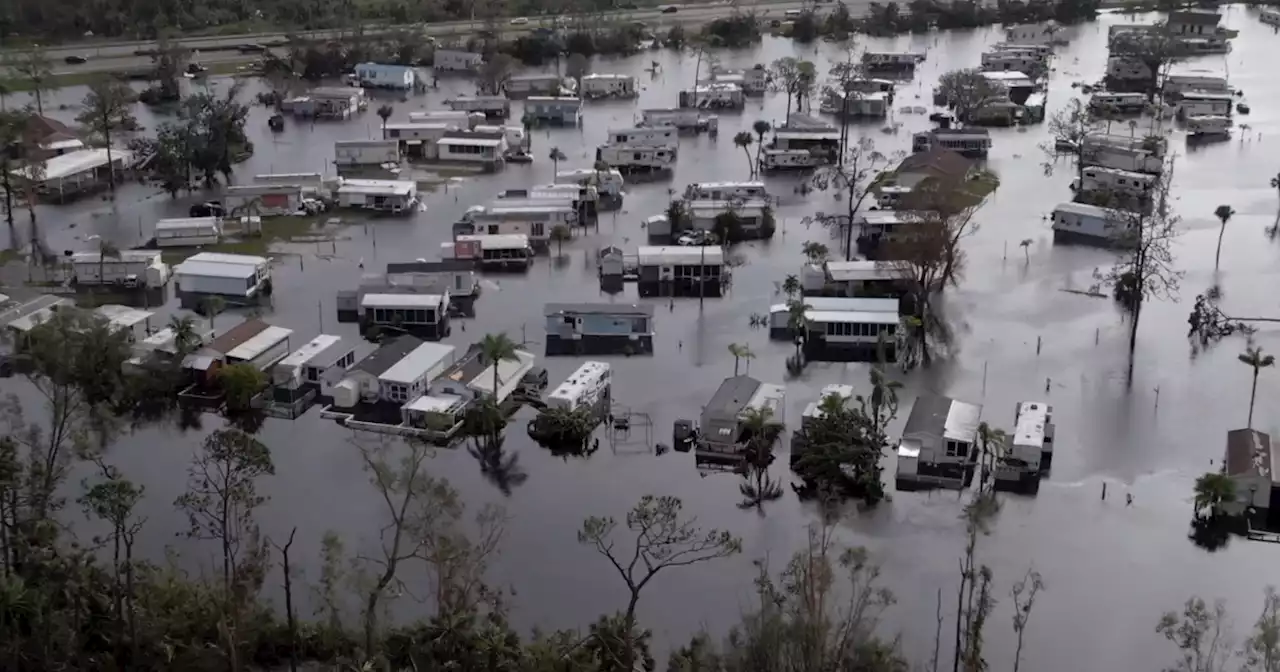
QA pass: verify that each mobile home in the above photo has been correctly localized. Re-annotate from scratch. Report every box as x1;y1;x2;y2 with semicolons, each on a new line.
544;303;654;356
1187;115;1231;138
505;74;572;98
1163;72;1230;97
980;50;1044;74
769;297;898;339
407;110;475;126
608;126;678;148
636;245;724;298
445;96;510;119
153;217;222;247
335;179;418;213
1072;166;1157;200
273;334;356;393
557;168;625;202
641;108;714;131
771;129;840;159
1081;133;1165;174
435;135;506;169
334;139;401;167
597;145;676;173
802;308;900;362
223;323;294;371
448;234;535;271
995;401;1055;492
434;49;484;72
223;184;306;217
546;361;612;413
760;149;823;172
912;129;992;159
696;375;786;466
360;292;451;340
862;51;925;72
896;394;983;490
1178;91;1233;119
1089;92;1148;114
684;181;768;202
70;250;170;289
1004;22;1058;45
581;73;637;99
174;252;271;307
688;199;773;239
354;62;416;90
679;84;745;110
1051;202;1133;247
524;96;583;126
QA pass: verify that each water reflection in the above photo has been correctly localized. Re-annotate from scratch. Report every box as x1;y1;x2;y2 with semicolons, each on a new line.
466;434;529;497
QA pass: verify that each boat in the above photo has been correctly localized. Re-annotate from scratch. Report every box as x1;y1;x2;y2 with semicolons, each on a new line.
1237;102;1251;115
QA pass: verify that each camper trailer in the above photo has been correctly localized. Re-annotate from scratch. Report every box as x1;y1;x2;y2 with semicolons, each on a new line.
1187;115;1231;138
545;361;612;411
862;52;925;72
557;168;625;202
597;145;676;173
683;181;768;202
1178;92;1234;118
448;234;535;270
1089;92;1148;114
760;149;823;172
1051;202;1133;247
608;126;678;147
641;108;716;132
581;74;637;99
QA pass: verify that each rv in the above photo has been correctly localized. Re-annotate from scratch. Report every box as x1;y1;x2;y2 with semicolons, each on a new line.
608;126;678;148
1082;133;1166;174
1089;92;1148;114
684;181;768;202
581;74;637;99
771;129;841;159
641;108;717;133
597;145;676;173
505;74;573;98
980;50;1045;74
1163;72;1230;97
449;234;535;270
1178;91;1233;119
546;361;612;412
679;84;745;110
407;110;477;126
444;96;510;119
1050;202;1133;247
994;400;1055;491
862;52;925;71
1071;166;1157;199
154;217;222;247
912;129;992;159
760;149;822;172
992;42;1053;57
1187;115;1231;138
557;168;625;202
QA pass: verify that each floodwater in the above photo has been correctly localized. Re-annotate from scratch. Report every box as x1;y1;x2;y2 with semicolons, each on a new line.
5;7;1280;669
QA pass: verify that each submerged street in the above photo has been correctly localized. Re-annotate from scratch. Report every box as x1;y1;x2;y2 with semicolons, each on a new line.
5;7;1280;668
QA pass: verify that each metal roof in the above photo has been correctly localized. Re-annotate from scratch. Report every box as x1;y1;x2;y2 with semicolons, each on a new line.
770;297;899;314
208;319;270;354
705;375;762;417
379;342;456;385
361;293;446;308
94;305;154;331
806;310;900;325
351;335;425;377
184;251;269;266
176;261;258;279
18;148;133;181
903;393;983;443
1225;429;1275;481
277;334;345;371
544;302;654;317
225;326;293;362
337;179;416;196
825;261;907;283
636;245;724;266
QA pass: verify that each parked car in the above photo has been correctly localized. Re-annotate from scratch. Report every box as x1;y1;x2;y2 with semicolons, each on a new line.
189;201;226;218
510;16;529;25
677;230;717;247
238;43;267;53
63;55;88;65
661;5;679;12
186;62;208;74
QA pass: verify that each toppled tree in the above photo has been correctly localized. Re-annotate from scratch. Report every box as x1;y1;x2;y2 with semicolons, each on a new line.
935;68;1007;126
1187;293;1255;348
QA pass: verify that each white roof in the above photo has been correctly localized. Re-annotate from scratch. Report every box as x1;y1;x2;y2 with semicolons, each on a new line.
510;73;563;82
770;297;899;314
943;400;983;442
18;148;132;181
806;310;900;325
688;198;768;213
825;260;906;283
175;260;258;279
1083;166;1155;181
156;217;221;231
486;202;575;215
637;245;725;266
467;350;536;398
1052;201;1112;218
583;73;633;81
225;325;293;361
742;382;785;420
70;249;163;264
385;121;458;132
775;130;841;141
457;234;529;250
337;179;416;196
857;211;925;227
184;251;269;266
380;342;456;385
802;383;857;419
438;137;503;148
94;304;153;331
548;361;610;404
361;293;445;308
1180;91;1233;101
404;393;466;413
278;334;344;370
41;138;85;152
982;70;1035;82
1013;401;1051;447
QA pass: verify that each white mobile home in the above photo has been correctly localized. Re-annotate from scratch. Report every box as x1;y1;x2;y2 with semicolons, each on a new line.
684;181;768;202
803;309;900;361
1011;401;1055;472
331;336;432;406
436;136;506;166
636;245;724;298
768;296;898;337
449;234;535;270
862;51;925;70
1187;115;1231;138
641;108;707;130
384;121;457;144
856;210;928;246
354;62;416;90
505;74;571;98
378;341;457;404
581;73;637;99
524;96;582;125
70;249;169;288
361;293;451;340
598;145;676;172
1072;166;1157;199
94;304;155;341
1179;92;1233;118
1089;92;1147;114
679;84;744;110
896;393;982;490
445;96;511;119
1163;72;1229;96
807;261;907;297
335;139;401;167
335;179;418;213
471;198;578;226
608;126;678;148
434;49;484;72
153;217;222;247
688;199;771;237
273;334;355;390
557;168;625;200
760;149;822;172
772;129;841;159
223;184;307;217
911;129;992;158
981;50;1044;73
1081;134;1164;174
253;172;325;191
407;110;474;126
174;252;271;305
546;361;611;411
224;325;294;371
1051;202;1133;247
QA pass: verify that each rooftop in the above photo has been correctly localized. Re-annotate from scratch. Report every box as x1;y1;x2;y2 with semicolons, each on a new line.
207;319;270;355
337;179;416;196
278;334;346;370
438;136;504;148
897;148;974;179
225;325;293;362
1225;428;1275;481
184;251;269;266
825;261;908;284
380;342;456;385
903;393;983;443
175;260;259;280
361;293;446;308
706;375;763;418
385;260;474;274
352;335;426;377
17;148;133;181
94;304;154;331
544;302;655;317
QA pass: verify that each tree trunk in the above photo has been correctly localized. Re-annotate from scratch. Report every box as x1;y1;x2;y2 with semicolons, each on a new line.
623;592;641;672
112;530;124;663
1249;368;1259;429
104;128;117;196
2;169;14;240
34;90;43;117
1215;222;1225;270
733;357;740;376
281;529;298;672
125;537;137;661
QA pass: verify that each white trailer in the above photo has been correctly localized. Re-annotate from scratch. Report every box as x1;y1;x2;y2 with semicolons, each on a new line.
225;325;294;371
980;50;1045;73
407;110;477;126
334;139;401;166
760;149;822;172
1072;166;1157;199
1011;401;1055;471
557;168;625;200
444;96;510;119
581;73;637;99
154;217;222;247
641;108;705;130
434;49;484;72
608;126;678;147
1187;115;1231;138
70;250;170;288
1051;202;1132;247
683;181;768;202
1163;72;1229;96
547;361;611;411
1089;92;1148;114
1178;92;1233;119
597;145;676;172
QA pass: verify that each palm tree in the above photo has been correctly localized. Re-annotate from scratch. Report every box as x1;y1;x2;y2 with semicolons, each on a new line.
1213;205;1234;270
376;104;393;133
549;146;567;173
550;223;572;256
480;332;519;401
975;421;1007;493
521;112;535;148
781;274;800;299
167;315;200;356
202;295;226;333
738;406;775;462
786;299;809;360
96;238;120;287
751;119;771;170
728;342;754;376
733;131;755;178
1239;345;1275;428
738;463;783;513
1019;238;1032;264
1193;471;1237;519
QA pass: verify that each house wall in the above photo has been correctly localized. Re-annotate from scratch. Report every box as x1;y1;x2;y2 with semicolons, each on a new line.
347;370;380;402
177;272;258;297
234;338;291;371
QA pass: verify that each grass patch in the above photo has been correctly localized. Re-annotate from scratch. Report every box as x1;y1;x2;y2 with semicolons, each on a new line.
0;248;26;265
158;215;349;264
4;59;257;93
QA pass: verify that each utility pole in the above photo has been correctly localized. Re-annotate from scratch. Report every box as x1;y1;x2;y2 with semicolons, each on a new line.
699;241;706;309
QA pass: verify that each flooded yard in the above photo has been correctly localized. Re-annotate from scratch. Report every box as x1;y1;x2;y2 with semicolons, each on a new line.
5;7;1280;669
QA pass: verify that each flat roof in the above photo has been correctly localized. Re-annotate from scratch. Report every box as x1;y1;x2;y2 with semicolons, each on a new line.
545;302;655;317
208;319;270;354
336;139;399;148
385;121;457;131
706;375;762;417
361;293;445;308
742;382;785;421
775;130;841;141
338;179;416;196
94;304;154;331
438;137;504;148
226;325;293;361
1180;91;1234;101
1053;201;1113;218
485;202;575;215
70;249;163;264
457;233;529;250
466;350;536;400
278;334;345;370
156;217;221;230
688;198;769;212
1082;166;1156;181
1013;401;1051;447
637;245;725;266
185;251;269;266
380;342;456;385
806;310;900;325
548;361;611;404
17;148;133;181
404;393;466;414
175;260;258;279
903;392;983;443
771;297;899;314
352;335;425;376
825;261;908;283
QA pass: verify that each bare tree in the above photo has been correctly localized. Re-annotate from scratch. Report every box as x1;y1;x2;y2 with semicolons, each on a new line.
768;56;815;124
1095;155;1183;375
1157;597;1234;672
1243;587;1280;672
76;77;139;196
935;68;1007;127
827;44;869;158
269;528;299;672
79;459;147;663
578;495;742;671
13;45;52;116
412;476;507;619
1009;569;1045;672
1041;97;1098;187
805;136;891;260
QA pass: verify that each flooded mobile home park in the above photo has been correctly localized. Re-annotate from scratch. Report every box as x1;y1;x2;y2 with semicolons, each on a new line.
6;5;1280;669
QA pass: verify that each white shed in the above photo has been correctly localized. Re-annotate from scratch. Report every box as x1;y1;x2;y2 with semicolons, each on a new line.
154;217;222;247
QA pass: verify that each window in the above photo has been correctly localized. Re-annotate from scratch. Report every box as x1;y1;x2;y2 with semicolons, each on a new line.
945;440;968;458
385;383;408;402
633;152;642;161
532;222;545;237
307;367;319;382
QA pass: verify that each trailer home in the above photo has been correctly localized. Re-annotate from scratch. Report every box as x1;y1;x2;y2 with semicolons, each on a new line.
445;96;510;119
769;297;898;339
223;323;294;371
679;84;744;110
354;62;416;90
92;305;153;342
912;128;992;159
803;307;900;362
335;139;401;167
557;168;625;201
360;292;451;340
641;108;715;132
1163;72;1230;97
525;96;582;125
1081;134;1164;174
1004;22;1058;45
546;361;612;412
449;234;534;270
1051;202;1133;247
636;245;724;298
1187;115;1231;138
223;184;307;217
1089;92;1147;114
862;51;925;72
772;129;840;159
434;49;484;72
581;73;637;99
980;50;1044;74
335;179;418;213
70;250;169;289
597;144;676;173
435;135;505;169
760;149;823;172
688;199;772;239
273;334;356;392
407;110;475;126
895;393;982;490
1072;166;1157;200
684;181;768;202
994;400;1055;492
608;126;678;148
153;217;222;247
544;303;654;356
1178;91;1233;118
504;74;572;98
174;252;271;307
